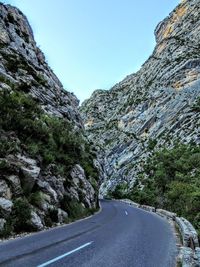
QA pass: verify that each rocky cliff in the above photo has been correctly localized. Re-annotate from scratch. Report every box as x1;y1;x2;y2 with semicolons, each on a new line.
0;3;99;237
81;0;200;195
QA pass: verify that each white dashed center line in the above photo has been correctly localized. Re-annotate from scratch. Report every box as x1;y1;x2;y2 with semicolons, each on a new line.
37;241;93;267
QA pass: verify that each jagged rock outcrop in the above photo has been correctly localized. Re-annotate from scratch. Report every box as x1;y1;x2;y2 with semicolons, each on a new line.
0;3;99;236
81;0;200;195
0;4;81;125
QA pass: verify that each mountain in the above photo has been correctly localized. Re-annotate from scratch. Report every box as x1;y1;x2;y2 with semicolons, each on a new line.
80;0;200;231
0;3;99;237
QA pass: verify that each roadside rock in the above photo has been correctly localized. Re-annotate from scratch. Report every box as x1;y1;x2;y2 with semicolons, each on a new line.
0;198;13;217
0;180;11;199
17;155;40;192
6;175;22;196
30;211;43;230
36;180;58;204
57;208;68;223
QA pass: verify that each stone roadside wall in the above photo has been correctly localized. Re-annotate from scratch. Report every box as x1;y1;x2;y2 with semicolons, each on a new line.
119;199;200;267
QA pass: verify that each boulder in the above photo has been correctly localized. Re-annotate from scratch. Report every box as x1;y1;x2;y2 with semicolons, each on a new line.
0;198;13;217
58;208;68;223
18;155;40;192
195;248;200;266
36;180;58;203
179;247;194;267
6;175;22;195
45;175;65;201
70;164;96;208
0;23;10;44
30;211;43;230
0;180;12;199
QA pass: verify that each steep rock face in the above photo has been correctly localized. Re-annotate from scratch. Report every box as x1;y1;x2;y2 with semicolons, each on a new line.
0;4;81;125
81;0;200;195
0;3;99;236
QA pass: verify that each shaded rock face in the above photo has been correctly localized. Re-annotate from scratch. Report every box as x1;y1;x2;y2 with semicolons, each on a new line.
81;0;200;195
69;165;96;208
0;3;98;234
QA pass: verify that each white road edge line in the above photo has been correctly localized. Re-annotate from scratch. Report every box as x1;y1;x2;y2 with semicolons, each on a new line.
37;241;93;267
125;211;128;215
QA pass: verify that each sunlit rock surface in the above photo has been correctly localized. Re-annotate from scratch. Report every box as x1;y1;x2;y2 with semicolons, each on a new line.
81;0;200;195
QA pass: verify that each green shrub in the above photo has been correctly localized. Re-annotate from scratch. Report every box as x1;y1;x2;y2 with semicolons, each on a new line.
0;159;10;170
191;97;200;112
176;260;182;267
111;184;127;199
0;221;13;238
48;208;58;223
0;139;18;157
36;74;47;87
26;142;40;157
147;139;157;150
90;177;98;191
0;74;15;88
43;149;56;164
29;191;44;208
11;198;32;233
44;216;53;227
61;197;86;219
0;198;31;237
55;164;66;176
81;160;98;181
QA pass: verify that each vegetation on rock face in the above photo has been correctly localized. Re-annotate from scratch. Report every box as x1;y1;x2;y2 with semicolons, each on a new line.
109;183;128;200
11;198;32;233
0;89;99;237
192;97;200;112
0;198;32;237
0;89;98;177
60;196;97;220
110;144;200;237
0;2;100;239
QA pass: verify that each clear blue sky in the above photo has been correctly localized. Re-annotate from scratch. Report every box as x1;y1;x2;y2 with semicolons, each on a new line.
3;0;179;102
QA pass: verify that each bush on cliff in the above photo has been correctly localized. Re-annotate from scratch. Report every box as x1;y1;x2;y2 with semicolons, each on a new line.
11;198;32;233
110;183;128;199
0;90;98;180
192;97;200;112
0;198;32;237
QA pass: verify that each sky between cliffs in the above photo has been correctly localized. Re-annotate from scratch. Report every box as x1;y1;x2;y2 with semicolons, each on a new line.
4;0;179;103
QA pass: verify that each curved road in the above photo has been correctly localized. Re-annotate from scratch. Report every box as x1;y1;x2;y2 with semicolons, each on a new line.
0;200;177;267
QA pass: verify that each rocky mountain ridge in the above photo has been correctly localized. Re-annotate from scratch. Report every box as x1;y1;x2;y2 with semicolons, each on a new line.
80;0;200;195
0;3;99;236
0;4;81;125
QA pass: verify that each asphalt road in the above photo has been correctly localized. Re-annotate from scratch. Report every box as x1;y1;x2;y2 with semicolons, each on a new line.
0;200;177;267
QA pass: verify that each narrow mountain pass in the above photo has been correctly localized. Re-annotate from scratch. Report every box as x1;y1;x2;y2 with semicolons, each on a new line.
0;200;177;267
